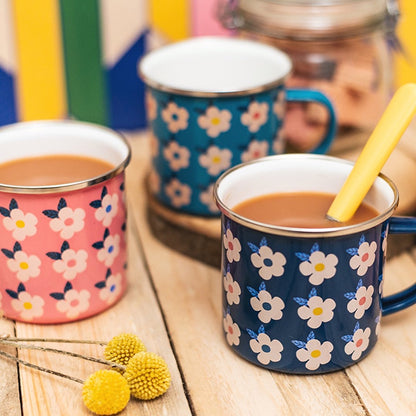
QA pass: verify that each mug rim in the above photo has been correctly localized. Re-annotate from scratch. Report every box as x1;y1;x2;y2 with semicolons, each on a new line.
214;154;399;238
139;36;293;97
0;120;132;195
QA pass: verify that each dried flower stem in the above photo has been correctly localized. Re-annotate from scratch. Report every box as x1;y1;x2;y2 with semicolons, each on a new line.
0;349;84;384
0;339;124;370
0;334;107;345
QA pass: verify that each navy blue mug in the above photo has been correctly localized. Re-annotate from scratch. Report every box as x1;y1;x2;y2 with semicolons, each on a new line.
214;154;416;374
139;36;336;216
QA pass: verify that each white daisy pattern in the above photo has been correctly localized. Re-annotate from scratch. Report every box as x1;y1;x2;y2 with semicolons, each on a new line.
343;323;371;360
348;235;377;276
273;90;286;119
345;279;374;319
248;282;285;323
294;288;336;329
96;269;123;305
199;183;219;213
1;199;37;241
93;229;120;268
292;331;333;371
223;227;241;263
90;187;119;227
47;241;88;281
164;178;192;208
51;282;91;320
198;145;232;176
197;106;232;138
7;284;44;321
43;198;85;240
297;243;338;285
161;101;189;133
223;312;241;346
249;237;286;280
223;269;241;305
272;131;285;154
241;140;269;163
247;326;283;365
241;101;269;133
163;141;191;171
4;243;41;283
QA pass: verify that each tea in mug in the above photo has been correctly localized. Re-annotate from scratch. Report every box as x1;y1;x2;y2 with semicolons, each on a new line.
233;191;379;228
0;154;115;186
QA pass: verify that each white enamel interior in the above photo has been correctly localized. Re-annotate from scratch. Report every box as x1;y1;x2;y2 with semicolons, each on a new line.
139;36;292;93
0;120;129;167
216;155;396;215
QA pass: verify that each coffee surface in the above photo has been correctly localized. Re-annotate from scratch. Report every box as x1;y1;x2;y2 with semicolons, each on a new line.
233;191;379;228
0;154;115;186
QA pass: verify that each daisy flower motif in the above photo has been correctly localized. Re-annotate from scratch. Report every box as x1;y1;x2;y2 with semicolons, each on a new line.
342;322;371;360
6;283;44;321
248;237;286;280
197;106;232;138
146;90;157;122
163;141;191;171
164;178;192;208
294;288;336;329
148;169;161;194
93;229;120;267
347;235;377;276
292;331;333;371
43;198;85;239
198;145;232;176
95;269;123;305
375;313;381;336
1;199;37;241
199;184;219;213
247;282;284;323
273;90;286;119
161;101;189;133
2;242;41;282
241;101;269;133
223;267;241;305
296;243;338;285
47;241;88;281
50;282;91;319
247;325;283;365
241;140;269;163
223;227;241;263
272;131;285;154
344;279;374;319
223;312;241;346
90;187;119;227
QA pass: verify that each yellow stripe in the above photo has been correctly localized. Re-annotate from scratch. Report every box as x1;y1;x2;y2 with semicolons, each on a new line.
12;0;66;121
149;0;190;41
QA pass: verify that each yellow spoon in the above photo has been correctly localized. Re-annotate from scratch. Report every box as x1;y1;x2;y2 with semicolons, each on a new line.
327;83;416;223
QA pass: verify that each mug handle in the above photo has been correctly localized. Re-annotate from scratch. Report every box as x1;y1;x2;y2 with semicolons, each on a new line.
381;216;416;315
286;88;337;154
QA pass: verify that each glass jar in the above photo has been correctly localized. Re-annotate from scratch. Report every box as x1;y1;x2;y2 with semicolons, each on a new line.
220;0;398;153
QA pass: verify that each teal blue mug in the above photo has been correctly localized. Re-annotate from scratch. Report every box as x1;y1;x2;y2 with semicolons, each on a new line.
139;36;336;216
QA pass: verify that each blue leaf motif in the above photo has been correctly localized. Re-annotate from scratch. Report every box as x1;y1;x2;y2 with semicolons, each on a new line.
5;289;18;299
344;292;356;300
89;200;101;208
50;292;65;300
258;325;265;334
61;241;70;253
92;241;104;249
1;249;14;259
42;209;59;219
247;286;258;297
17;283;25;292
307;331;315;341
103;228;110;239
310;243;319;253
259;281;266;292
64;282;72;292
246;328;258;339
46;252;61;260
341;335;353;342
356;279;363;290
293;297;308;306
359;234;365;245
106;269;112;279
101;186;108;199
13;242;22;252
346;248;359;256
354;322;360;333
9;199;18;210
247;242;259;253
260;237;267;247
95;281;106;289
292;340;307;349
0;207;10;217
295;252;309;261
58;198;67;211
309;288;317;298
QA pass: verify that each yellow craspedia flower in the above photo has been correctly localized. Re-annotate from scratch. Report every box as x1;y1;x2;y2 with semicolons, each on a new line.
124;352;171;400
82;369;130;415
104;333;146;366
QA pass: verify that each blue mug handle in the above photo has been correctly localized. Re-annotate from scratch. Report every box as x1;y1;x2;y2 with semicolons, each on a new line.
381;216;416;315
286;88;337;154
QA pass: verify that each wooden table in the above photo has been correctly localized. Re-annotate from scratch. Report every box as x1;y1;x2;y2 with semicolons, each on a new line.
1;131;416;416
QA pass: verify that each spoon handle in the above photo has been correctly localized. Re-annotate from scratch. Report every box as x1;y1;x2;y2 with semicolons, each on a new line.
327;83;416;223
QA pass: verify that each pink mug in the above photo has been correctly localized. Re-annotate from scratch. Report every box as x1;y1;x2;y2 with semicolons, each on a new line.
0;120;131;323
